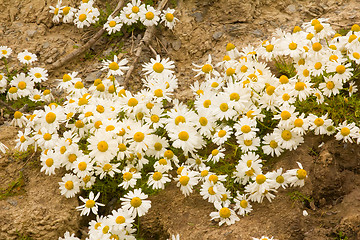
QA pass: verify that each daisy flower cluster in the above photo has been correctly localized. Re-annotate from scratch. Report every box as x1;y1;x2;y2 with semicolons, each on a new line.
0;47;54;105
7;20;360;239
49;0;179;33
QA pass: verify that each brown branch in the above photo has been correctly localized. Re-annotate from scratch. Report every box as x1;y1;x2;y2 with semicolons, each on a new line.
48;0;125;71
123;0;169;89
0;99;17;112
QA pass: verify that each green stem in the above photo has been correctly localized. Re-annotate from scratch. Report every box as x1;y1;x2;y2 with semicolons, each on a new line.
2;57;9;75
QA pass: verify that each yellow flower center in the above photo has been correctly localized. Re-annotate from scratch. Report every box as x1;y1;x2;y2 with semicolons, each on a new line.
108;85;116;94
123;172;133;181
239;199;248;209
1;50;7;55
336;65;346;74
78;162;87;171
150;115;160;123
34;94;41;100
245;168;255;176
314;23;323;33
68;154;77;163
94;121;102;129
118;143;126;152
164;150;174;159
134;132;145;142
153;172;162;181
103;163;112;171
106;125;115;132
159;158;167;165
78;97;88;105
293;26;301;33
289;42;297;50
211;82;219;88
109;62;119;71
281;130;292;141
132;5;139;13
75;120;84;128
220;103;228;112
154;142;162;151
266;85;275;95
241;125;251;133
208;174;218;183
282;93;290;101
178;131;189;141
145;12;154;20
312;42;322;52
43;89;51;95
203;99;211;108
165;13;174;22
351;24;360;32
276;175;285;183
348;34;357;43
154;89;163;97
218;130;226;138
179;175;190;186
116;216;125;224
196;89;204;95
266;44;274;52
314;118;324;126
43;133;52;141
341;127;350;136
256;174;266;184
296;169;307;179
201;64;212;73
201;170;208;177
102;226;110;234
295;82;306;91
303;69;310;77
20;135;26;143
211;149;219;156
63;6;70;15
269;140;278;148
109;21;116;27
326;81;335;90
34;72;42;78
18;81;26;90
14;111;23;119
128;98;138;107
153;62;164;73
199;117;208;126
353;52;360;59
229;92;240;101
226;67;236;76
208;186;216;195
45;158;53;167
24;55;32;61
226;43;235;51
281;111;291;120
244;139;252;146
74;81;84;89
63;74;72;82
240;65;248;73
85;200;95;208
65;181;74;190
294;118;304;127
79;14;87;22
175;116;186;125
97;141;109;152
9;87;17;94
219;207;231;218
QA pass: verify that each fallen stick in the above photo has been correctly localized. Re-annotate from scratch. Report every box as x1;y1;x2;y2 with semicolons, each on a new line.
123;0;169;89
0;99;17;112
48;0;125;71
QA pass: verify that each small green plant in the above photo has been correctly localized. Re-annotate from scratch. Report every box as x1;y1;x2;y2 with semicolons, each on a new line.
288;190;313;206
334;231;349;240
0;171;25;200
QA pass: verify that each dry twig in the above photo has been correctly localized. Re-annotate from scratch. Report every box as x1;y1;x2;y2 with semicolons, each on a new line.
123;0;169;89
48;0;125;71
0;99;17;112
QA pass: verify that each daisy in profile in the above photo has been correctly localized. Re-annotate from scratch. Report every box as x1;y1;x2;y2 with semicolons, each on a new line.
17;50;37;65
11;111;28;128
142;55;175;79
335;121;359;143
59;173;81;198
62;5;77;23
28;67;48;83
233;193;252;216
192;54;220;79
109;207;135;231
101;55;129;77
139;5;160;27
147;170;171;190
283;162;307;187
174;168;200;197
77;191;105;216
104;16;123;34
120;188;151;217
0;73;7;93
49;0;64;23
210;201;239;226
161;8;179;29
119;167;142;190
0;46;12;58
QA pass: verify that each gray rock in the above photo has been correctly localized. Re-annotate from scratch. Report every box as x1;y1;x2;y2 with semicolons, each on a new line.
285;4;297;14
102;48;114;57
251;29;263;37
171;40;182;51
85;70;103;83
7;199;17;206
191;12;203;22
42;42;50;49
212;31;223;40
26;29;37;38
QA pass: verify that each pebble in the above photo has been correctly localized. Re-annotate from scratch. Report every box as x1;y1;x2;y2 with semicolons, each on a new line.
171;40;182;51
191;12;203;22
251;29;263;37
85;70;103;83
7;199;18;206
26;29;37;38
42;42;50;49
212;31;223;40
286;4;297;14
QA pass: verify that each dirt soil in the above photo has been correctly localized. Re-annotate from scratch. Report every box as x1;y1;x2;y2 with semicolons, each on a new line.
1;0;360;239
